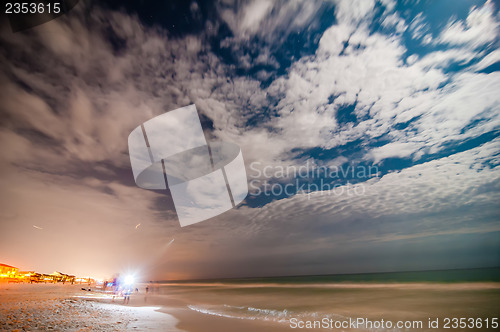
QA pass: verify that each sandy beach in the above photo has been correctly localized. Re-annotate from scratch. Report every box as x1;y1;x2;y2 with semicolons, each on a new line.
0;283;180;331
0;283;290;332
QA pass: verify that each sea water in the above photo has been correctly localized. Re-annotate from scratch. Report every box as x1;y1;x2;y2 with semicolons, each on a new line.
147;268;500;330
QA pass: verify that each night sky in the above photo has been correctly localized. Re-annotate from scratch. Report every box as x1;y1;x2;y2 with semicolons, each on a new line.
0;0;499;280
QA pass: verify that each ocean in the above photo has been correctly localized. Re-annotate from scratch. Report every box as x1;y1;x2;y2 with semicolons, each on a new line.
145;267;500;331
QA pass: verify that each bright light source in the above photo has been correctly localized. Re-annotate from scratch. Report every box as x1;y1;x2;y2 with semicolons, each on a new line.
124;275;135;285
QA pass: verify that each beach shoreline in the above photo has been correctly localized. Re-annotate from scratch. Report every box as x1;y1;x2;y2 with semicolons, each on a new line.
0;283;289;331
0;283;180;331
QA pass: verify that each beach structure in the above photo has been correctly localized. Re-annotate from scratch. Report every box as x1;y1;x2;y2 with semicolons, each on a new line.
1;263;90;283
49;271;76;283
75;277;95;284
0;266;78;283
17;271;35;282
0;263;19;280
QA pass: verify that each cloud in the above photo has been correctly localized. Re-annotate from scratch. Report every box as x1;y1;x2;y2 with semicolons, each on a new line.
226;137;500;244
215;0;334;72
157;137;500;277
218;0;327;40
472;49;500;71
0;0;499;278
409;12;429;40
333;0;376;25
0;4;216;276
438;0;499;49
366;142;422;164
380;12;407;34
222;0;500;173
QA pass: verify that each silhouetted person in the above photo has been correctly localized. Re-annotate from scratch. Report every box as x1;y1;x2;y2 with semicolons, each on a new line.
124;287;132;304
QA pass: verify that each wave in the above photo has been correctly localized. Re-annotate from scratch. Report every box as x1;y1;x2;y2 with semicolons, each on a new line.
187;304;255;320
187;304;347;324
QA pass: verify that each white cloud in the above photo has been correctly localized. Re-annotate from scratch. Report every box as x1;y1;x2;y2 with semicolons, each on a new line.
471;49;500;71
239;0;274;34
236;137;500;240
218;0;326;40
409;12;428;40
438;0;499;49
178;1;500;182
225;0;500;170
381;12;407;34
367;142;422;164
333;0;375;25
416;49;477;69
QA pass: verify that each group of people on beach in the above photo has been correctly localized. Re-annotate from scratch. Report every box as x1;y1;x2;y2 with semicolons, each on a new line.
121;285;152;303
104;275;155;304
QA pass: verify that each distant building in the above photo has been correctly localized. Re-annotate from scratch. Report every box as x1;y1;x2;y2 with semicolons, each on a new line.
0;263;19;279
1;264;80;283
50;271;76;284
18;271;36;282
